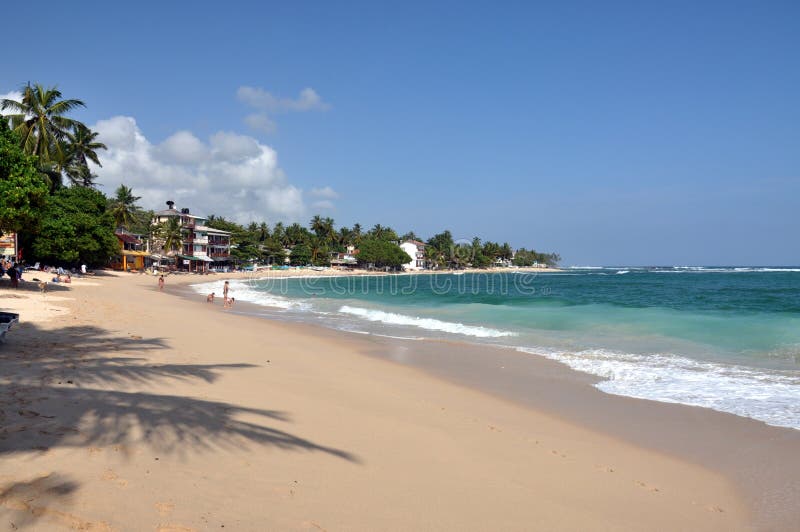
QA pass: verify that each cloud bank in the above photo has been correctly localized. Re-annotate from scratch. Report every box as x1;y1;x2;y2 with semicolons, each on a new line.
90;116;335;223
2;86;337;223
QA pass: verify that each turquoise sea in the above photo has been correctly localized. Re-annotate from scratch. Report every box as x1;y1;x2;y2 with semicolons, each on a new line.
194;267;800;430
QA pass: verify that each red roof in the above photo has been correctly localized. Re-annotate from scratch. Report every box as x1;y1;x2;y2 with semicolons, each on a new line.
115;232;142;245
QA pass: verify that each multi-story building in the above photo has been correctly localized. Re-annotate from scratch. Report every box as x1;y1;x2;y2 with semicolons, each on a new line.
151;200;232;272
399;240;427;270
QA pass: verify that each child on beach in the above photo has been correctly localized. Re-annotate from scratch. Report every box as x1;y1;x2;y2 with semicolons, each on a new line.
158;275;165;291
207;292;215;303
223;297;235;309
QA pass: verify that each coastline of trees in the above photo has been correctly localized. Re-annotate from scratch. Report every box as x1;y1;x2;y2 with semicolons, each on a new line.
0;83;560;269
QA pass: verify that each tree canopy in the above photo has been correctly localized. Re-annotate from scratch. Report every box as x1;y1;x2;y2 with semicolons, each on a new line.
29;186;118;266
0;120;49;235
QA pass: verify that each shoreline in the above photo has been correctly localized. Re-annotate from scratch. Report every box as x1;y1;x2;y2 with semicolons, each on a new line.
169;275;800;529
1;272;797;529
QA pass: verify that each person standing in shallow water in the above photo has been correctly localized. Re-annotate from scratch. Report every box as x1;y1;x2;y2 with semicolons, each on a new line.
158;275;165;291
223;280;229;301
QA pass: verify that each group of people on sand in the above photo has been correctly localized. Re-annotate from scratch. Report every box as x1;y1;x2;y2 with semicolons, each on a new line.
0;259;22;288
1;260;87;289
206;280;235;309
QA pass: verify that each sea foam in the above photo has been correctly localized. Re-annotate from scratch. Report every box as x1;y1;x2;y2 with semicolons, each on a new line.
190;279;303;310
516;346;800;430
339;305;517;338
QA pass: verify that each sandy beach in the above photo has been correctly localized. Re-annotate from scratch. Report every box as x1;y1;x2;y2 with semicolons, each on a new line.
1;271;798;531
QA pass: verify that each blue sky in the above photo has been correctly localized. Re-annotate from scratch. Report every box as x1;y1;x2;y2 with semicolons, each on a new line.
2;1;798;265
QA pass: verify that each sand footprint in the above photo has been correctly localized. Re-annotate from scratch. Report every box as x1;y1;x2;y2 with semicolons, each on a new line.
101;469;129;488
155;502;175;516
635;480;660;493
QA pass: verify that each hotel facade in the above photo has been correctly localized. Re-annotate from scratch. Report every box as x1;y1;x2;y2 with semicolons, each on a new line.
151;201;232;272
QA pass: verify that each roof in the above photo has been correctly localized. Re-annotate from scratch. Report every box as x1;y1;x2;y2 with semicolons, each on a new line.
153;209;180;216
401;240;426;247
194;225;231;235
115;231;142;245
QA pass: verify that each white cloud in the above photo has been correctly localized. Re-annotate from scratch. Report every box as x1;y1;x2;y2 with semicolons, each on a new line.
237;86;330;112
0;91;22;104
0;91;23;122
309;186;339;199
90;115;323;223
156;130;209;164
243;113;277;133
237;86;329;134
311;200;335;210
209;131;261;161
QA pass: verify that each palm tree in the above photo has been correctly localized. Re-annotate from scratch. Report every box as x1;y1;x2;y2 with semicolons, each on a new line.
109;185;141;229
272;222;286;247
158;217;184;256
310;215;325;237
64;124;106;186
401;231;420;242
258;222;270;242
0;83;85;166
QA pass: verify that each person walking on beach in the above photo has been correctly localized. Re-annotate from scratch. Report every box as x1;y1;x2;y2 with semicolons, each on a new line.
223;280;229;301
158;275;165;291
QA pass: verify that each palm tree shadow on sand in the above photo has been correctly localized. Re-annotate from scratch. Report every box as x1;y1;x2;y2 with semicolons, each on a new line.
0;323;358;526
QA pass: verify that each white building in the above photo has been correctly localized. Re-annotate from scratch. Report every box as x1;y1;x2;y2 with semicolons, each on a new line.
400;240;426;270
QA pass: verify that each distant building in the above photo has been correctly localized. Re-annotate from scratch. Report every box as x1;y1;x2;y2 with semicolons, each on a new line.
111;229;148;271
400;240;427;270
151;201;232;272
330;245;359;268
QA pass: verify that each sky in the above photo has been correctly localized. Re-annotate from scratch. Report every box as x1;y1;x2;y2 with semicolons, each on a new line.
1;1;798;265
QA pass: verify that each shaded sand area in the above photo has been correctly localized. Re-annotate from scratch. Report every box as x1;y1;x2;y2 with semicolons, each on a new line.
0;271;797;530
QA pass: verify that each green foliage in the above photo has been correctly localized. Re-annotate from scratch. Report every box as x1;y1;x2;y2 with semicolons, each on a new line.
356;238;411;269
289;243;312;265
0;121;49;234
367;224;399;242
425;230;455;268
0;83;99;191
157;217;183;254
108;185;141;229
1;84;85;167
512;248;561;267
30;186;118;266
64;124;106;187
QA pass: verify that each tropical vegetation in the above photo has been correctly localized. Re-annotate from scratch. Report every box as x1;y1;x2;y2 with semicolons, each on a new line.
1;81;560;269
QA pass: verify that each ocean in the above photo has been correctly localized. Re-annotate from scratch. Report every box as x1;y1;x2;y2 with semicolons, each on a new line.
193;267;800;430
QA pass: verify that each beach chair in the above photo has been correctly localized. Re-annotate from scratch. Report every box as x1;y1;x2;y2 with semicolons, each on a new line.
25;262;40;271
0;312;19;343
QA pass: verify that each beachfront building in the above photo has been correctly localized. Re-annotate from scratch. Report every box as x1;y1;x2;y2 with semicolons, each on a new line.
400;240;427;270
330;245;359;268
151;201;232;272
111;229;149;271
